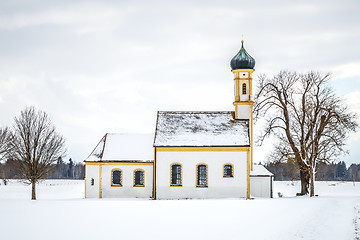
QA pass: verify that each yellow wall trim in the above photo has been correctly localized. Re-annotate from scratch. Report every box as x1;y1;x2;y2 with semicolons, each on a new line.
156;146;249;152
99;164;102;198
247;150;250;199
84;164;87;198
85;162;153;166
153;147;157;199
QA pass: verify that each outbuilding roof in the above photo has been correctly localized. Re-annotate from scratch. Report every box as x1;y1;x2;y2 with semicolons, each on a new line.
154;111;250;147
250;165;274;176
85;133;154;162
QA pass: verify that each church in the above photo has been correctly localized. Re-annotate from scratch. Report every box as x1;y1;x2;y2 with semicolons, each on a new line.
84;42;274;199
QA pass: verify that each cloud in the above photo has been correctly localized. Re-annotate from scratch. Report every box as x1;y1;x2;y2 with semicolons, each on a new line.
1;0;360;162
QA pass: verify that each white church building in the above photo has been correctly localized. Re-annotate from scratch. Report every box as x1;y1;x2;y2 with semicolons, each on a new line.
84;42;274;199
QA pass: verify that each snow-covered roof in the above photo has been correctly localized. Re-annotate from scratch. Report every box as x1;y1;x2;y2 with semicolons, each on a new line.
250;165;274;176
85;133;154;162
154;111;250;147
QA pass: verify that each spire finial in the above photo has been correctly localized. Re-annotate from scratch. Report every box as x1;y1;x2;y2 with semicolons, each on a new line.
241;40;244;47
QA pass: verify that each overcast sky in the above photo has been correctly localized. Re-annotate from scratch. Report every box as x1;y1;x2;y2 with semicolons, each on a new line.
1;0;359;165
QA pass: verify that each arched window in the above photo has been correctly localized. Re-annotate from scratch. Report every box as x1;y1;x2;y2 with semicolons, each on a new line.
171;163;182;186
91;178;94;186
242;83;247;95
196;164;208;187
134;169;145;187
111;169;122;186
223;164;234;178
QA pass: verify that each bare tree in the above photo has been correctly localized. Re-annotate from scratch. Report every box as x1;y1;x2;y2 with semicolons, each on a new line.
9;107;66;200
0;127;12;163
254;71;358;196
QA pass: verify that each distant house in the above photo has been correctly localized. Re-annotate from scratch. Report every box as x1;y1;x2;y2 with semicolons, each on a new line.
84;41;273;199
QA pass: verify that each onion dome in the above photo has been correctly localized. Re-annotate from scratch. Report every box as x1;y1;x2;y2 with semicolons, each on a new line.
230;40;255;70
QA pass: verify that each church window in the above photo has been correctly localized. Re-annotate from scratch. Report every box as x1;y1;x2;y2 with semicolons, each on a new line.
134;169;145;187
170;163;182;186
91;178;94;186
242;83;247;94
196;164;208;187
223;164;234;178
111;169;122;186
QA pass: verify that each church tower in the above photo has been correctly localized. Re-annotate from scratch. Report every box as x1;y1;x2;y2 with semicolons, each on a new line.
230;40;255;169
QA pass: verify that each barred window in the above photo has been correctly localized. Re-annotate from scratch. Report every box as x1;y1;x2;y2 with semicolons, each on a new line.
134;169;145;187
112;169;122;186
223;164;233;178
171;164;182;186
242;83;247;94
197;164;208;187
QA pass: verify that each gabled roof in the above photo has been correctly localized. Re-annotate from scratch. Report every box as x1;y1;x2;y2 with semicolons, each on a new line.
154;111;250;147
250;165;274;176
85;133;154;162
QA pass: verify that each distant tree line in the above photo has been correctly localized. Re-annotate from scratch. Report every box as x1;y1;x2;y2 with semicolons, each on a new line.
0;157;85;183
265;160;360;181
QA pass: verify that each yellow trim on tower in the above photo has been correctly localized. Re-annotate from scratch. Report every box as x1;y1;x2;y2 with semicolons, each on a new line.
233;101;254;105
156;146;249;152
251;104;254;171
247;149;250;199
85;162;153;166
110;168;123;187
133;168;145;187
222;163;234;178
196;163;209;188
249;77;253;100
99;164;102;198
235;78;240;102
170;162;183;187
231;69;254;75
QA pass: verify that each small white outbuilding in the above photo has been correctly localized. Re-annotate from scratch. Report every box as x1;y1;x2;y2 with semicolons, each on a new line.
250;164;274;198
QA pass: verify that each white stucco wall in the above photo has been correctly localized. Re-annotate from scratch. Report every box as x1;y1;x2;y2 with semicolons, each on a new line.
100;164;153;198
85;164;100;198
236;104;251;119
155;151;248;199
250;176;273;198
85;163;153;199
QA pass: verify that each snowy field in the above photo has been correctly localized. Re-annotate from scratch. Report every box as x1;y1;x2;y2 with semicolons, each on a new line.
0;180;359;240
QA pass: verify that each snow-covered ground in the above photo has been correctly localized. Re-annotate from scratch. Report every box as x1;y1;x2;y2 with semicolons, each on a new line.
0;180;359;240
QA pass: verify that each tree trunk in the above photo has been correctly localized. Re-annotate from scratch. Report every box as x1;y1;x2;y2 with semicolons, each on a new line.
31;181;36;200
310;168;315;197
299;169;309;195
